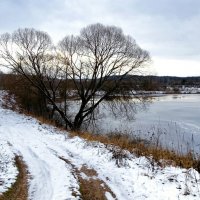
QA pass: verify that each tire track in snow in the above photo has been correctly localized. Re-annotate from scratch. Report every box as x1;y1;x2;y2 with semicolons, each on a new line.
27;148;53;200
0;108;80;200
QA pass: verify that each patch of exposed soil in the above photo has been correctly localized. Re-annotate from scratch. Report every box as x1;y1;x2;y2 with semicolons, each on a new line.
59;157;117;200
0;156;29;200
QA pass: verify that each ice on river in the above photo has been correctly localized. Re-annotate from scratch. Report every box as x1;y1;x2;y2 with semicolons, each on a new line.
96;94;200;155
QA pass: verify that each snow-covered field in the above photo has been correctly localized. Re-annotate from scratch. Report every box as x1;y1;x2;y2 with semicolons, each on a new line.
0;91;200;199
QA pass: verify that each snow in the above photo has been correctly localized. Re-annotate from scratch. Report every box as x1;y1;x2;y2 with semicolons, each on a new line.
105;192;116;200
0;91;200;199
180;87;200;94
0;140;18;194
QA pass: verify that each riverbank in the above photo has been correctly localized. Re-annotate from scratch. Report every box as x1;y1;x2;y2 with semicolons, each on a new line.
0;101;200;199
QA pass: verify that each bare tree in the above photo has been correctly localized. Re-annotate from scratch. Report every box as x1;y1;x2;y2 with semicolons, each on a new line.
0;28;73;128
59;23;150;130
0;24;150;131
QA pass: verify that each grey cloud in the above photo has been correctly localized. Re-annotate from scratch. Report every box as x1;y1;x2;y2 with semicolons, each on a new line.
107;0;200;21
0;0;200;61
0;0;63;31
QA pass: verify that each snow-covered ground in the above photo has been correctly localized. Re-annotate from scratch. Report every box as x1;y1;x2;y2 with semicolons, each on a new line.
0;91;200;199
0;140;18;194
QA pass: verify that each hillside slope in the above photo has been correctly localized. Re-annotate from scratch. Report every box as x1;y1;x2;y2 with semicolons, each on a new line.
0;92;200;200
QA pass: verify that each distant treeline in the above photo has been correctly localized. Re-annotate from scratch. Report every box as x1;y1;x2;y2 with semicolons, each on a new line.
105;75;200;91
134;75;200;86
1;73;200;91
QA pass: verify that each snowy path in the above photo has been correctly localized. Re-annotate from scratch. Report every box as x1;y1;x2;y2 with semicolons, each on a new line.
0;109;80;200
0;105;200;199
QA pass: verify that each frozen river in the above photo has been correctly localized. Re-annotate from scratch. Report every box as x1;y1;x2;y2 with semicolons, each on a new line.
136;94;200;128
99;94;200;154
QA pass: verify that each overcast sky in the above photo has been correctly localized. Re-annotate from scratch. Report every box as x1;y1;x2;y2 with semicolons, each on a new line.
1;0;200;76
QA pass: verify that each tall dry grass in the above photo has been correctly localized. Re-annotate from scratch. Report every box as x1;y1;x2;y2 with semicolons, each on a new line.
70;131;200;171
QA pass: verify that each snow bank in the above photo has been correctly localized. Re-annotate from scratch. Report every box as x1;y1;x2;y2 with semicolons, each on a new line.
0;140;18;194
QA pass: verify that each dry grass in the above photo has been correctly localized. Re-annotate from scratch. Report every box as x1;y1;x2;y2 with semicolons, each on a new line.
78;165;116;200
32;115;57;126
70;131;200;171
78;175;115;200
2;94;18;111
0;156;28;200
